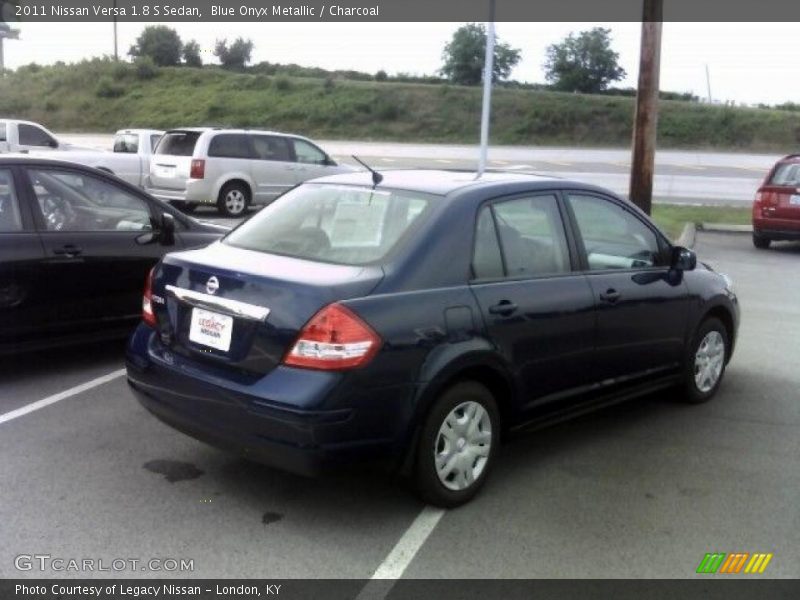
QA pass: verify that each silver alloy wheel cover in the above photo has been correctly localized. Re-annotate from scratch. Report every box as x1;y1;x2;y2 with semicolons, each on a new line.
434;400;492;491
225;189;246;214
694;330;725;393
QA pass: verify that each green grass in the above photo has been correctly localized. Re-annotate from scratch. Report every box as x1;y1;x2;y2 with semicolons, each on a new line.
2;59;800;151
651;203;751;239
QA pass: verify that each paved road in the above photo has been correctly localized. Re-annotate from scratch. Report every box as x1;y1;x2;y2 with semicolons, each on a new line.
58;135;778;205
1;232;797;581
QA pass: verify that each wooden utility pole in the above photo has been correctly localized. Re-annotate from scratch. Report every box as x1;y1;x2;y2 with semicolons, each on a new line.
629;0;663;215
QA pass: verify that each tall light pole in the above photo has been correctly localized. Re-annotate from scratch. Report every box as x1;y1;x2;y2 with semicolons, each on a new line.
113;0;118;60
628;0;663;216
477;0;496;177
0;22;20;72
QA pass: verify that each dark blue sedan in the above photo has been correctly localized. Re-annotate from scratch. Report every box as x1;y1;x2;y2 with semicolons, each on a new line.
126;170;739;507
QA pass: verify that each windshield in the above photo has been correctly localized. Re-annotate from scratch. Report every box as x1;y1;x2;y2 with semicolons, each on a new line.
769;162;800;186
224;184;434;265
155;131;201;156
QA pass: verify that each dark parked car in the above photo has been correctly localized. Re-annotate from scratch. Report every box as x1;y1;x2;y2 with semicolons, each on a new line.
0;157;227;355
752;153;800;248
126;170;739;507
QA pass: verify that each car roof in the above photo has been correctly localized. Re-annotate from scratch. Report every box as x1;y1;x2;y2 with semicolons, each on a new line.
310;168;591;196
163;127;309;140
115;129;164;136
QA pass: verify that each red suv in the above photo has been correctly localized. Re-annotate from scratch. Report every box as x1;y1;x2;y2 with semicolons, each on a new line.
753;154;800;249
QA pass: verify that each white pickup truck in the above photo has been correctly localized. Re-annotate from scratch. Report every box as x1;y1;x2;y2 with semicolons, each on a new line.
51;129;165;188
0;119;80;153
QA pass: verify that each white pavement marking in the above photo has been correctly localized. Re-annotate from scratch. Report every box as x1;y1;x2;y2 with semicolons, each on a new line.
380;157;397;162
355;506;446;599
0;369;126;426
434;159;454;164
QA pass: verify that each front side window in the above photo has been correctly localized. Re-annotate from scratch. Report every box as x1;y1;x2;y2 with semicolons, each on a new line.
28;169;152;232
18;124;56;147
292;139;327;165
568;193;663;270
252;135;292;162
224;184;433;265
0;169;22;232
0;123;6;142
208;134;254;159
113;134;139;154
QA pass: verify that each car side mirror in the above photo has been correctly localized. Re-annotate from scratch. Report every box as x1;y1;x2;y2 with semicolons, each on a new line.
158;212;176;246
324;156;337;166
48;140;59;149
671;246;696;271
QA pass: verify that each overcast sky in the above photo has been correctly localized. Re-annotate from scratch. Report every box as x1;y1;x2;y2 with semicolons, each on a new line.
4;21;799;105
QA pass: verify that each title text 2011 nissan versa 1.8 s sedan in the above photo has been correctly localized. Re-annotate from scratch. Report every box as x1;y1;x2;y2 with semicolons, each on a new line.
126;170;739;507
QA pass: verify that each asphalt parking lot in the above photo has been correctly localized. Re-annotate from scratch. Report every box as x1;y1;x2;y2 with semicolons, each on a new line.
1;232;798;580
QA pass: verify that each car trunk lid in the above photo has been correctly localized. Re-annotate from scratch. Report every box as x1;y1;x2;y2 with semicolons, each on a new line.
150;130;201;191
152;242;383;377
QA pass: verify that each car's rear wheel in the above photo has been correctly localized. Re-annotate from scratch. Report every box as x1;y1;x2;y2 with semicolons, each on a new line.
752;233;771;249
217;183;249;217
682;317;729;404
414;381;499;508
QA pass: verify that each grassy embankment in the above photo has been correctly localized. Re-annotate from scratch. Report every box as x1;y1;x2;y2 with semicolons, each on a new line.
652;205;751;239
1;59;799;151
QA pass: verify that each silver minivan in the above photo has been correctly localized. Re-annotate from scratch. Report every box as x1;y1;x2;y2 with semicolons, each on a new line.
146;128;354;216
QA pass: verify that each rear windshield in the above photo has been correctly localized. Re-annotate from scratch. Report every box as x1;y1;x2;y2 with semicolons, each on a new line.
113;134;138;153
224;184;434;265
155;131;201;156
769;162;800;186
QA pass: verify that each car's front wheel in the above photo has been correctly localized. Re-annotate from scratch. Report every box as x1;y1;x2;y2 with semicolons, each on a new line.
217;183;250;217
683;317;729;404
414;381;499;508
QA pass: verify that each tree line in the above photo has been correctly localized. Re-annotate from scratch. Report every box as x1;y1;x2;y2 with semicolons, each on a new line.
128;24;627;94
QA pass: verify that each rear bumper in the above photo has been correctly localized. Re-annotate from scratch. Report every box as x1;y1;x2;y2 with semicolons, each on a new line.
146;181;213;205
125;325;415;476
753;216;800;240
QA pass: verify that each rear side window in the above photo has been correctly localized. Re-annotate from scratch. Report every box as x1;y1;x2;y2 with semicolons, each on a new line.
472;195;570;280
252;135;292;162
0;169;23;232
224;184;434;265
150;134;162;152
156;131;201;156
18;124;56;147
769;163;800;186
113;134;139;153
208;134;254;159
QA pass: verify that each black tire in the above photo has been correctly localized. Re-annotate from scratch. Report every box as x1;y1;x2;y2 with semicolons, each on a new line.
752;233;771;249
414;381;500;508
682;317;729;404
217;182;250;217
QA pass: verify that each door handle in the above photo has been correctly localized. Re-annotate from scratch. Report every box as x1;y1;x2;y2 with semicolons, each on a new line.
599;288;621;304
488;300;518;316
53;244;83;257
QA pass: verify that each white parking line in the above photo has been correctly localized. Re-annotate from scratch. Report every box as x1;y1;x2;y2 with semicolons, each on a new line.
0;369;126;426
355;506;445;599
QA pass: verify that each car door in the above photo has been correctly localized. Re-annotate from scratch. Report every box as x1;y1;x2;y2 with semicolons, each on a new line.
250;134;297;203
16;123;59;153
0;166;48;349
469;193;596;407
564;191;690;384
23;166;174;336
289;138;338;182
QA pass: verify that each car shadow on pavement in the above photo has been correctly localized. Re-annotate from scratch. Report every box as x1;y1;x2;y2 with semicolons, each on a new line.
0;339;125;382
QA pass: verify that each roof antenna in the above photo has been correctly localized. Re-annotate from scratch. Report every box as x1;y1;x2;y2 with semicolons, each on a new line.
352;155;383;187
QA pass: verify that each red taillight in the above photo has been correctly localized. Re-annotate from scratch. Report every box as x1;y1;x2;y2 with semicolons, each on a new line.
754;191;764;204
190;159;205;179
283;303;381;370
142;267;157;328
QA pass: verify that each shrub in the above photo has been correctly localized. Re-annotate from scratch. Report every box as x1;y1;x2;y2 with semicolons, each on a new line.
274;76;292;91
375;70;388;82
134;57;158;80
323;76;335;93
95;77;126;98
